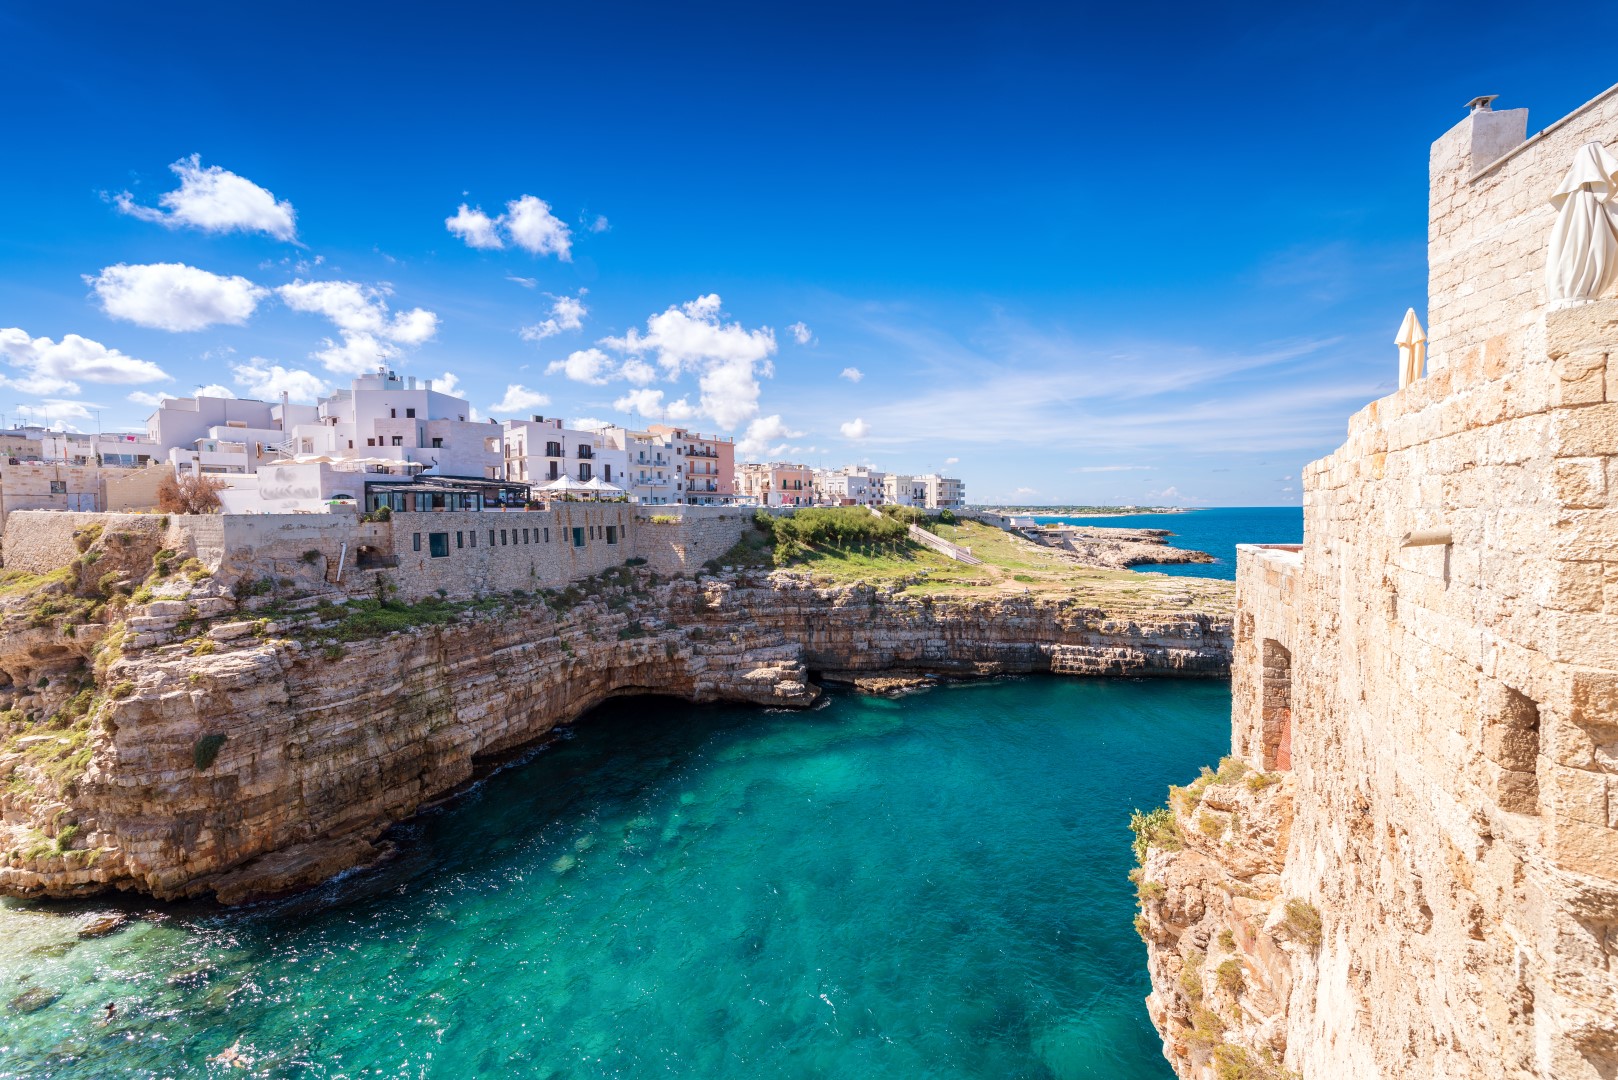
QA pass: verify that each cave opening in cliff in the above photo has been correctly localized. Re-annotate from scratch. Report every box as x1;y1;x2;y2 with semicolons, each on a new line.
1261;638;1293;770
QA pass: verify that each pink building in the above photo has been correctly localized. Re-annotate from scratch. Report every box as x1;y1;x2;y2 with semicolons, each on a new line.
648;425;736;505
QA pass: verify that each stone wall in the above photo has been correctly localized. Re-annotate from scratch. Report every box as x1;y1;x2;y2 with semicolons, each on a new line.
1428;83;1618;369
630;505;753;574
1139;123;1618;1080
0;511;210;574
381;505;635;599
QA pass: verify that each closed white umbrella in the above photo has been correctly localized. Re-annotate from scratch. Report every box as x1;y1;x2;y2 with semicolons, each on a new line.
1395;308;1427;389
1546;140;1618;305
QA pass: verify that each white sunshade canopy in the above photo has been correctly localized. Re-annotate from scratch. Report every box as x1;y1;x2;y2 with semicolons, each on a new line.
537;475;591;492
581;477;625;493
1546;140;1618;304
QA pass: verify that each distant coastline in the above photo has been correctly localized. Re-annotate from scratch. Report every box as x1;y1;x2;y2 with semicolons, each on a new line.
977;505;1197;517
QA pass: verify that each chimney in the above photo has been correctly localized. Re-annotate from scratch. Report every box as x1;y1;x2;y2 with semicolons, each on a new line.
1431;94;1528;179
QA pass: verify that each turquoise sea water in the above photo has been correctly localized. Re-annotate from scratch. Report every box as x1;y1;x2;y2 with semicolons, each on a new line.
1036;506;1304;580
0;678;1230;1079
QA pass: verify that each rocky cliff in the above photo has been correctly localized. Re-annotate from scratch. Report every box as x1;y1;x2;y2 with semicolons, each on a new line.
0;528;1229;905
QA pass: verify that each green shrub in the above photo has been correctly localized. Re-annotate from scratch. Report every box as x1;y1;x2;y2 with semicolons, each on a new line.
1246;771;1283;792
301;549;322;564
1179;952;1204;1000
1129;806;1181;864
1283;899;1322;947
54;824;80;852
1215;958;1245;996
1218;929;1236;951
109;681;135;699
131;586;154;605
624;557;647;567
193;734;227;770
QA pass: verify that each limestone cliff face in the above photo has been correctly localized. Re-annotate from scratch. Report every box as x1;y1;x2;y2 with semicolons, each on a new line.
0;565;1229;905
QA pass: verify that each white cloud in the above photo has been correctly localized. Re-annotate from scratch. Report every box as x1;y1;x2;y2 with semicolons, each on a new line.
504;196;572;259
620;359;657;386
588;214;610;233
490;384;550;414
1013;486;1039;497
445;204;504;250
312;331;398;375
506;275;539;289
433;371;461;396
1075;464;1156;473
945;456;959;465
613;388;666;418
127;390;169;408
545;347;614;385
598;294;777;430
232;359;330;403
788;321;814;345
839;417;870;440
839;366;863;383
446;195;574;259
572;417;610;431
521;292;588;342
113;155;296;240
17;399;95;424
737;415;803;458
194;383;236;399
277;279;439;374
88;262;267;332
0;327;170;395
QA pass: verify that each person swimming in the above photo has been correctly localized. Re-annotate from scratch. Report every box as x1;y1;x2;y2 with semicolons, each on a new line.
103;1002;115;1023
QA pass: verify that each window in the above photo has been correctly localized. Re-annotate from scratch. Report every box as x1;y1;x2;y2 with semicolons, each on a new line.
572;526;585;547
49;480;67;494
390;408;397;418
543;527;550;542
456;531;464;549
522;528;530;543
578;463;592;481
470;531;477;548
604;464;613;482
367;438;376;446
412;532;421;552
431;437;443;448
406;408;416;419
547;441;562;457
606;525;617;545
391;436;404;447
500;529;508;545
429;532;449;558
488;529;495;546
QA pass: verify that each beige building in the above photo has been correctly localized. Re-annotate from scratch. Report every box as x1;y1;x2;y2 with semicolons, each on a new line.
736;462;816;507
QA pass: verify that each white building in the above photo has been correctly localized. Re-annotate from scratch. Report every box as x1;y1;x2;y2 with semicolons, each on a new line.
601;426;679;504
918;474;966;509
500;417;629;490
147;393;317;476
286;370;502;480
815;466;885;507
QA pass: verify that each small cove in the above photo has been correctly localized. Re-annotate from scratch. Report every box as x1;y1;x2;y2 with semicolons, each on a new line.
0;677;1229;1079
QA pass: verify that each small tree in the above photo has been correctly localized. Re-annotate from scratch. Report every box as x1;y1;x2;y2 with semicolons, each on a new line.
157;472;228;515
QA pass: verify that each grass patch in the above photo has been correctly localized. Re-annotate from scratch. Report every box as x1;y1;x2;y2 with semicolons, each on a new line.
1283;899;1322;947
1129;806;1181;864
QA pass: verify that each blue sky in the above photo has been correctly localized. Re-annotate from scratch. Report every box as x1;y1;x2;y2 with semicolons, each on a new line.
0;2;1608;505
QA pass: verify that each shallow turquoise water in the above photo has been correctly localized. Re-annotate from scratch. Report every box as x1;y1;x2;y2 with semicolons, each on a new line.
1037;506;1303;580
0;678;1229;1078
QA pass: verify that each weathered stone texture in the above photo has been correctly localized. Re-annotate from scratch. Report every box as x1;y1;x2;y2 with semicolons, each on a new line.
1139;83;1618;1079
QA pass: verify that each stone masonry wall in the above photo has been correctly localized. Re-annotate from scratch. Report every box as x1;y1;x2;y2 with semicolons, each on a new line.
630;506;753;574
1140;85;1618;1080
1428;83;1618;369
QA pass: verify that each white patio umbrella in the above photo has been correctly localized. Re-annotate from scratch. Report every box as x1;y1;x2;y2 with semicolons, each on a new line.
1395;308;1427;389
1546;140;1618;305
580;476;626;499
537;475;590;495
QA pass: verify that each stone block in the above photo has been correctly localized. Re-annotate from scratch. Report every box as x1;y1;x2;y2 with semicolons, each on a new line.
1551;458;1607;507
1555;402;1618;458
1553;352;1608;406
1544;298;1618;359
